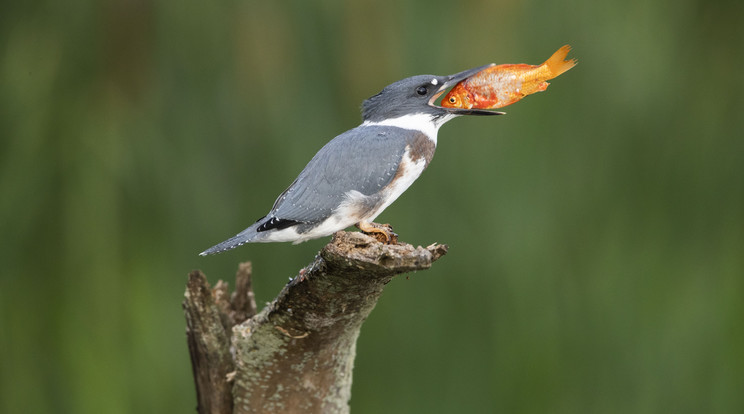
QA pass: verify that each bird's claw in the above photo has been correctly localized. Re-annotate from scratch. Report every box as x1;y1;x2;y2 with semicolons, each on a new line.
356;222;398;245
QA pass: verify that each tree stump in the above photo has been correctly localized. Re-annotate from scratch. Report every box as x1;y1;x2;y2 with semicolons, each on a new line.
184;231;448;414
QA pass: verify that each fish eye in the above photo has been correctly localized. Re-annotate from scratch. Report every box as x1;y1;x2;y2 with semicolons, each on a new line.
448;96;457;103
416;86;427;96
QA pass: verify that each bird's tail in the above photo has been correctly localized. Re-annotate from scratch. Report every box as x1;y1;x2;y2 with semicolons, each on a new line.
199;222;262;256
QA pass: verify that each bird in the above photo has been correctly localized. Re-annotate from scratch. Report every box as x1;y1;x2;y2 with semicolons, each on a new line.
200;65;502;256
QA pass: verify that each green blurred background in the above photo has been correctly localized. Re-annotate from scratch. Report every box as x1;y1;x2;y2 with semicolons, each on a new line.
2;0;743;412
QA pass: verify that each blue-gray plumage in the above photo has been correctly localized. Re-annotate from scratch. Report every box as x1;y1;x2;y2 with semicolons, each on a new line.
269;126;426;223
200;66;503;255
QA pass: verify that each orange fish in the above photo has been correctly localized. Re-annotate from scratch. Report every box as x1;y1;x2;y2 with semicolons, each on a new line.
441;45;577;110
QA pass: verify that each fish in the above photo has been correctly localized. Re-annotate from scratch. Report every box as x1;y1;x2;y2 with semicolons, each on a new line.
441;45;577;110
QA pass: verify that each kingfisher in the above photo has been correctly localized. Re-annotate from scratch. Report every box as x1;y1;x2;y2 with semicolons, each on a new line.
200;65;502;256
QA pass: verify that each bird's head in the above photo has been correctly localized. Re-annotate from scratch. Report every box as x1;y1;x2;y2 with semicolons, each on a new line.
361;65;504;123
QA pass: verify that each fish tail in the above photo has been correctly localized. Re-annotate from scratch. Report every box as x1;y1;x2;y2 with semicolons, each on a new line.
544;45;577;77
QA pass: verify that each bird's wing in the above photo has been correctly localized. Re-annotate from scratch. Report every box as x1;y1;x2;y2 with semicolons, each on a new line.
269;125;409;224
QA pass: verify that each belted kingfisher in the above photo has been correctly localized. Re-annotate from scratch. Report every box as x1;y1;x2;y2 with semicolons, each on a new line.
200;65;502;255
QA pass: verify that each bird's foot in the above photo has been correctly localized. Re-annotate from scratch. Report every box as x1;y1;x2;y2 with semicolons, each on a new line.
355;221;398;245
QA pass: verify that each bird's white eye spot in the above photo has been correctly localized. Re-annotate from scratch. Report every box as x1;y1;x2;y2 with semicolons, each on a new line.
431;78;438;85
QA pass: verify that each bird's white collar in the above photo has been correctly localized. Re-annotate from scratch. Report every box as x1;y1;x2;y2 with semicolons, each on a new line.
362;113;456;144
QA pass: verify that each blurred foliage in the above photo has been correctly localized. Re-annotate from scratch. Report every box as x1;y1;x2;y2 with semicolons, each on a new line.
1;0;743;412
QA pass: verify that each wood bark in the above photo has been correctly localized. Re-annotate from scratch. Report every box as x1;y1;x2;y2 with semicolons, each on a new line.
184;231;448;414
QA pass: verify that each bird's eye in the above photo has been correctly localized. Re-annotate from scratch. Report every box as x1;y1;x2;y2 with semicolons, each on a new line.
448;97;456;103
416;86;427;96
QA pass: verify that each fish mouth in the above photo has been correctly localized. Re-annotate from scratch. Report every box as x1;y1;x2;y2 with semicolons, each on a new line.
428;64;505;116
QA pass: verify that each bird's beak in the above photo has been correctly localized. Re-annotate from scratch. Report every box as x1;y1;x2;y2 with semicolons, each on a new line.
429;64;505;116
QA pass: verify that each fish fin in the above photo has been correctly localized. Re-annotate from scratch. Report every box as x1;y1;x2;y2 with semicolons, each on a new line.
545;45;577;77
